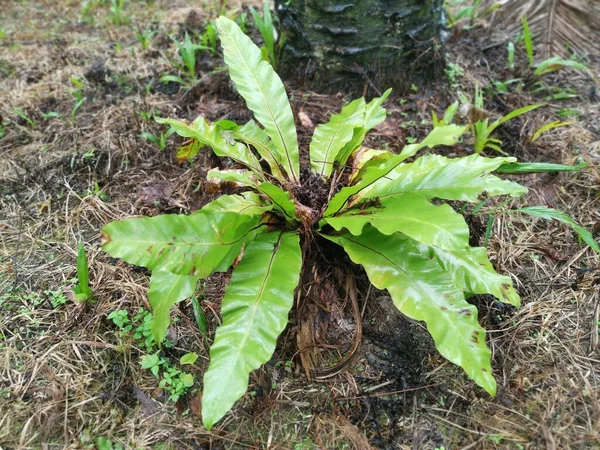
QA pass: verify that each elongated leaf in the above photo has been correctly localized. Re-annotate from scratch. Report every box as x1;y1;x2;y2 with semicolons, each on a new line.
534;57;589;76
348;148;390;183
516;206;599;252
156;117;263;175
325;126;469;216
324;152;408;216
430;246;520;307
196;192;272;216
207;168;260;188
335;89;392;167
531;121;572;142
148;271;198;344
496;161;587;173
488;104;543;134
399;124;467;160
522;16;534;66
324;193;469;251
324;227;496;395
74;242;92;299
233;120;285;179
257;182;297;220
360;154;527;203
216;17;299;182
202;231;302;429
101;210;261;276
310;98;366;178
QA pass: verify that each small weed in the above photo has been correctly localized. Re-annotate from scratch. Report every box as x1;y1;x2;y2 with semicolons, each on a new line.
45;289;69;309
73;242;93;301
139;129;174;151
249;1;281;69
86;181;109;201
108;0;128;26
107;309;132;332
445;0;501;28
161;32;210;87
446;60;464;89
133;24;155;51
69;77;86;119
95;436;124;450
13;107;36;129
108;307;195;401
201;22;218;54
520;16;589;77
459;88;542;154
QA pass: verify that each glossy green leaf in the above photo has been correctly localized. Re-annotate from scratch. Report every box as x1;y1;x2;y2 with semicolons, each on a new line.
202;231;302;430
534;57;589;76
430;246;520;307
148;271;198;344
207;168;260;188
516;206;599;252
399;124;467;160
310;98;366;178
216;17;299;182
324;227;496;395
360;154;527;202
180;352;198;365
101;209;261;276
325;125;468;216
257;182;298;220
196;192;272;216
324;152;408;216
495;161;587;173
156;116;263;175
233;120;285;179
324;193;469;250
334;89;392;167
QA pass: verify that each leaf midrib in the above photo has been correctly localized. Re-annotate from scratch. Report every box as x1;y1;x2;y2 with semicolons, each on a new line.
222;28;297;181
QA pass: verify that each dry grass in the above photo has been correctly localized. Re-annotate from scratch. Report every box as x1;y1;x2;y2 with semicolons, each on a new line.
1;1;600;449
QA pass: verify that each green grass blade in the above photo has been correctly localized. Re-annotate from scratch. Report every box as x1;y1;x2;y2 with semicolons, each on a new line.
522;16;534;66
516;206;599;252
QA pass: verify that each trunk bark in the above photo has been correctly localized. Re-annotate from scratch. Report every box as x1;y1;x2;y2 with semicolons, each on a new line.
275;0;445;95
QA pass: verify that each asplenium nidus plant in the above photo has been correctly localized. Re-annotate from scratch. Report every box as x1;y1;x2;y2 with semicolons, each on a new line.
100;17;597;430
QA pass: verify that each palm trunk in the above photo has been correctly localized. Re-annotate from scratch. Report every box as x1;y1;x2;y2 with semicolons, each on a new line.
275;0;445;95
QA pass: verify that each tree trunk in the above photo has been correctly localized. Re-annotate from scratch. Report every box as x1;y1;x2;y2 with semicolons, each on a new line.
275;0;445;95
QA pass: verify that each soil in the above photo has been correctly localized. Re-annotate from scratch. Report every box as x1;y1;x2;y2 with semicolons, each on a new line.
1;1;599;449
